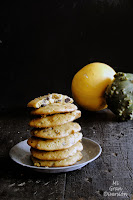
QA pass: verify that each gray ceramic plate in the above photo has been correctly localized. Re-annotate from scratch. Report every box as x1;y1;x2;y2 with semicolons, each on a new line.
9;137;102;173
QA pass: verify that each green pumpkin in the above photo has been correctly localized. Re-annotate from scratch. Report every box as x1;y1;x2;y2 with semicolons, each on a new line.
105;72;133;121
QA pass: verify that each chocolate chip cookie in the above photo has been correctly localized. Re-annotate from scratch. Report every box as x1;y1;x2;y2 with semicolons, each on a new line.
31;103;77;115
30;122;81;139
27;132;82;151
31;151;83;167
29;110;81;128
27;93;73;108
31;142;83;160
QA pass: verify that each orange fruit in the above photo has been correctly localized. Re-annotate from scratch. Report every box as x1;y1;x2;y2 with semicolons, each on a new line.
71;62;116;111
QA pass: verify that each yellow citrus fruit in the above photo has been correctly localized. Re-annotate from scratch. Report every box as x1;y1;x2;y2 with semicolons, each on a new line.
71;62;116;111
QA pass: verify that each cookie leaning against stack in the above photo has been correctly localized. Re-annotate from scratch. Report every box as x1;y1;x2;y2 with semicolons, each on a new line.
27;93;83;167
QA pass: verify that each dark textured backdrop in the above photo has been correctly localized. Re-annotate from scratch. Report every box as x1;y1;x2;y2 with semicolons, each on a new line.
0;0;132;109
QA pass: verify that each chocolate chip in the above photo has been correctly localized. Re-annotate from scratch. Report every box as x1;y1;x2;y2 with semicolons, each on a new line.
55;99;61;103
46;97;49;100
41;103;47;107
65;98;70;103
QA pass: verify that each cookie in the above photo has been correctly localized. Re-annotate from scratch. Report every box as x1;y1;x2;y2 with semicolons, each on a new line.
30;122;81;139
31;151;83;167
27;93;73;108
31;142;83;160
29;110;81;128
27;132;82;151
31;103;77;115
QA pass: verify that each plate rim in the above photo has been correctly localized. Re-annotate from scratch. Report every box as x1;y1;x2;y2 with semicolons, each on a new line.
9;137;102;171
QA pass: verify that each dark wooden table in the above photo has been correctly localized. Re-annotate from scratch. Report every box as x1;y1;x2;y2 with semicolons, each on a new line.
0;106;133;200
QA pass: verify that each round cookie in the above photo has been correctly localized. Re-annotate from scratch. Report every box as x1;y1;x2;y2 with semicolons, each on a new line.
27;132;82;151
31;152;83;167
27;93;73;108
29;110;81;128
31;142;83;160
31;103;77;115
30;122;81;139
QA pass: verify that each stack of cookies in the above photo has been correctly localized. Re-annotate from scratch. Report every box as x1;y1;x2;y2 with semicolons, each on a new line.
27;93;83;167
